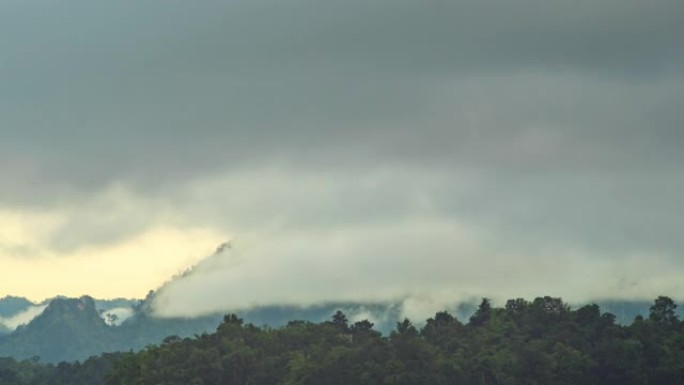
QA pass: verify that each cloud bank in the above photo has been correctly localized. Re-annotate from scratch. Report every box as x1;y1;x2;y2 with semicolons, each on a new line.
1;0;683;311
0;305;48;332
100;307;134;326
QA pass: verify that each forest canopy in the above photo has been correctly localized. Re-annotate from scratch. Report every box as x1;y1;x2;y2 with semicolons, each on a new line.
1;296;683;385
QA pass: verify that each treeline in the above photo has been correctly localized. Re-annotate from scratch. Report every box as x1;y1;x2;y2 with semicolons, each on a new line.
0;353;123;385
1;296;683;385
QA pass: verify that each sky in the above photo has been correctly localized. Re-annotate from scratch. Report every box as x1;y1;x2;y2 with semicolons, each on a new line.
1;0;683;317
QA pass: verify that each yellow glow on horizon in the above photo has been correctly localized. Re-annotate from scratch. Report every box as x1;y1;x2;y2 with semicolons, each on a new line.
0;212;227;301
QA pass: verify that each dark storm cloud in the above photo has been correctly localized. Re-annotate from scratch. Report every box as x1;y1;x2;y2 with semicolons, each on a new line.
1;0;683;309
1;0;682;201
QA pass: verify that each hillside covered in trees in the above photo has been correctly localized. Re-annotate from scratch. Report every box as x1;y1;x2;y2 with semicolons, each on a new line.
1;296;683;385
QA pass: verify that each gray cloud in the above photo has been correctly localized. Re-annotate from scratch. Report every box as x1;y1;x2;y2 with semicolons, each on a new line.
2;0;682;197
1;0;683;309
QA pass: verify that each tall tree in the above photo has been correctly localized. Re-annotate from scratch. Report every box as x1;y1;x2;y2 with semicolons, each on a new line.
649;296;679;327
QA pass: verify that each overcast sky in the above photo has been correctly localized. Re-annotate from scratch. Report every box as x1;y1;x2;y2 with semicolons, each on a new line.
1;0;683;317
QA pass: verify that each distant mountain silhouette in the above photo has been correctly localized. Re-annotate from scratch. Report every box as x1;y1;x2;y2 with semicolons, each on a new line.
0;296;34;318
0;296;111;362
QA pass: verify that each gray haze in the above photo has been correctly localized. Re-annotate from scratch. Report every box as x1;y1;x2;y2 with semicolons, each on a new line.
1;0;683;316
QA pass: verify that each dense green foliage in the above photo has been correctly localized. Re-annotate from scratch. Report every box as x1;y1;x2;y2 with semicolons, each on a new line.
0;353;125;385
1;296;684;385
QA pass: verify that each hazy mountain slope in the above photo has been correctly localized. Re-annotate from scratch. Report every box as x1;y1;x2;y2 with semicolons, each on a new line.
0;297;45;337
0;296;34;318
0;294;224;363
94;298;138;312
0;297;112;362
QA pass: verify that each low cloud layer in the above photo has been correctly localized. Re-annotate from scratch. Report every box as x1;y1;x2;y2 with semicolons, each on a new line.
1;0;683;309
0;305;48;332
152;207;684;319
100;307;134;326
